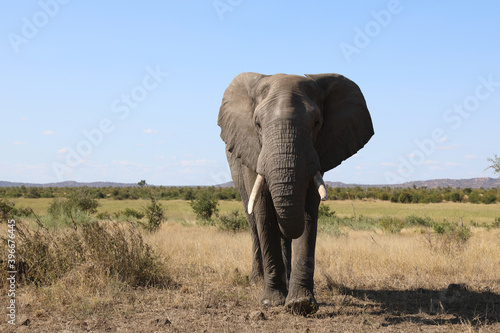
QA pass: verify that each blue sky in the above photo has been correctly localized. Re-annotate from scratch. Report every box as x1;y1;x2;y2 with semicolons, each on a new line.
1;1;499;186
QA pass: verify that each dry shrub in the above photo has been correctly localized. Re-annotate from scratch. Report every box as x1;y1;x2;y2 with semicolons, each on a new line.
379;216;405;234
424;221;472;254
0;221;172;289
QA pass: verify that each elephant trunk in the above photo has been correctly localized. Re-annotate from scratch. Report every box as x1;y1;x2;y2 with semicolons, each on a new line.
258;123;319;239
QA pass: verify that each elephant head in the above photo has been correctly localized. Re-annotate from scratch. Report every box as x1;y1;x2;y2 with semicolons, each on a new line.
218;73;374;239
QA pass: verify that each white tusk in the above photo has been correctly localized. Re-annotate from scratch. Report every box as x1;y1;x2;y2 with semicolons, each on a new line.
248;174;265;214
314;171;328;200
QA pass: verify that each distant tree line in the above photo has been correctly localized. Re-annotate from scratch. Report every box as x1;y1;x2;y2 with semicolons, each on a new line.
0;185;241;201
0;184;498;204
327;186;498;204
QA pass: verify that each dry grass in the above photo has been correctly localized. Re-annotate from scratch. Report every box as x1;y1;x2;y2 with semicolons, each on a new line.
316;229;500;291
323;200;500;225
2;199;500;332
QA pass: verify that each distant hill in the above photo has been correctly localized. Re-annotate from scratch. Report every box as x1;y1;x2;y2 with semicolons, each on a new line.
1;177;498;189
218;177;500;189
326;177;500;189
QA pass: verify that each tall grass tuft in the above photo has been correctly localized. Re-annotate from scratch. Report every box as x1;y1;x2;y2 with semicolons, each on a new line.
215;210;248;232
0;221;172;290
424;221;472;254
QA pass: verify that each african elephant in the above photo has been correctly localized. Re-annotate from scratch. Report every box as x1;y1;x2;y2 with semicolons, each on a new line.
217;73;374;314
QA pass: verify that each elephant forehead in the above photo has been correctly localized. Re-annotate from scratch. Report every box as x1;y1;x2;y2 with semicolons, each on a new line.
260;74;311;91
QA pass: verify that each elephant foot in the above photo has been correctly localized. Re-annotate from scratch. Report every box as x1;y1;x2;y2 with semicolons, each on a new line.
285;287;318;315
260;288;286;307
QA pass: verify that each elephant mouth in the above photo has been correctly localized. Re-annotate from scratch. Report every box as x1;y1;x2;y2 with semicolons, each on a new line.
247;171;328;215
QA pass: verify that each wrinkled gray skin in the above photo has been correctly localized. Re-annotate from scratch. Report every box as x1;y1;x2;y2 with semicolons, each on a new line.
217;73;374;314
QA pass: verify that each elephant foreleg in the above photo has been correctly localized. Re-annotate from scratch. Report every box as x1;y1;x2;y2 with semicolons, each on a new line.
285;183;320;314
255;189;288;306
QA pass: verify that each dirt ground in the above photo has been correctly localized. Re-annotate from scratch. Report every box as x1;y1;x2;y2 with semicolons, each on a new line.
4;279;500;333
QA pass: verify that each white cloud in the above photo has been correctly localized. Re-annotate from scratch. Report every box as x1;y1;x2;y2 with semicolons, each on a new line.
381;162;397;167
435;144;461;151
180;159;217;167
42;130;56;135
12;141;26;146
423;160;439;165
464;154;478;160
445;162;465;167
21;116;28;121
57;147;68;154
142;129;156;134
354;164;370;170
429;166;443;170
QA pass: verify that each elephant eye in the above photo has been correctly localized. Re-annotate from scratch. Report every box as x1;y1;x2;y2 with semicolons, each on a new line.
314;120;321;129
255;121;262;130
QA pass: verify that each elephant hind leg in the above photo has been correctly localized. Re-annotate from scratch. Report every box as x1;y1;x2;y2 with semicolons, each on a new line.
281;235;291;289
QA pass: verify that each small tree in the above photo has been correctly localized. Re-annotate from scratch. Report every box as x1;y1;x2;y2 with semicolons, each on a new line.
318;203;335;217
0;199;16;220
141;197;166;232
48;189;99;217
398;191;413;203
487;154;500;175
190;188;219;222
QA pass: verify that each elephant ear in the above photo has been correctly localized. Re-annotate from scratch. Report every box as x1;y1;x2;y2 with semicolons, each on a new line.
306;73;374;173
218;72;267;171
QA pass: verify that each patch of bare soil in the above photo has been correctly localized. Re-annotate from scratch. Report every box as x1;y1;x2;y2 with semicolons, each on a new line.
3;282;499;332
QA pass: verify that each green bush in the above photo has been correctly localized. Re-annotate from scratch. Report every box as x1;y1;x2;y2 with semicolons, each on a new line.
215;210;248;232
468;192;480;204
318;203;335;217
190;188;219;222
378;192;390;201
123;208;145;219
141;197;166;232
96;211;112;220
398;191;413;204
48;190;99;217
317;215;343;236
43;208;95;229
26;187;41;199
450;192;463;203
0;199;16;220
379;216;405;234
405;215;433;227
485;217;500;231
430;221;472;254
481;193;497;204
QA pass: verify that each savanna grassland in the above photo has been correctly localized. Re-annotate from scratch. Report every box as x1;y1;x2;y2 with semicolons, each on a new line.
1;194;500;332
